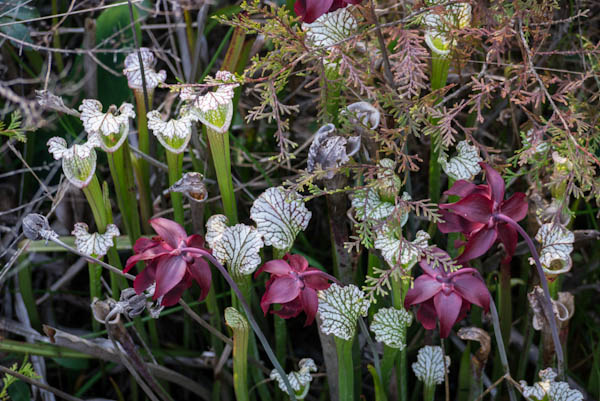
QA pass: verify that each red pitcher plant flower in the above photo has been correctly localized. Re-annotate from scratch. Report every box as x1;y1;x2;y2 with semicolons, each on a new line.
125;218;212;306
255;253;336;326
295;0;363;24
405;249;490;338
438;162;528;263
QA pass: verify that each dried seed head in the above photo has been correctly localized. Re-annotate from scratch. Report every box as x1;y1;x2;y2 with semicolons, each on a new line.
35;90;80;117
306;124;360;180
167;172;207;203
344;102;380;131
119;288;147;318
23;213;54;241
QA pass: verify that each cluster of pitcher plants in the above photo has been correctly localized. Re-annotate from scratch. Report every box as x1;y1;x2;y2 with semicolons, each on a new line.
2;0;599;400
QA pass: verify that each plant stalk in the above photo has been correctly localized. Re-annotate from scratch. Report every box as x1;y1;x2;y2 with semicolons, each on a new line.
133;90;154;233
495;213;565;378
165;151;184;225
106;142;142;244
335;337;355;401
206;127;238;224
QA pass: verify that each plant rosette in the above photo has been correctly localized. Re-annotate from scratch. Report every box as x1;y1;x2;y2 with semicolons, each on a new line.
79;99;136;153
47;136;101;188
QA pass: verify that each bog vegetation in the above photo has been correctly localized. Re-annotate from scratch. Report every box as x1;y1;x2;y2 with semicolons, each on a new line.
0;0;599;400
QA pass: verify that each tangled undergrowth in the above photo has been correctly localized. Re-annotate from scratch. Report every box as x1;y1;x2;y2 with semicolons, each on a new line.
1;0;599;400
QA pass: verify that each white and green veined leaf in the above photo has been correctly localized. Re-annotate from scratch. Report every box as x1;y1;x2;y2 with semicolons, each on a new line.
250;187;311;252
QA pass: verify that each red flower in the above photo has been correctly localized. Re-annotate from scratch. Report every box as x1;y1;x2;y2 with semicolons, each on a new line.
125;218;212;307
438;163;528;263
255;254;333;326
404;249;490;338
294;0;363;24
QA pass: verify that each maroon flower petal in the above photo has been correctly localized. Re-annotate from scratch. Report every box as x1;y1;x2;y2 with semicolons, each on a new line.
417;248;450;278
254;259;292;279
133;261;157;294
124;246;170;273
303;268;331;290
404;275;442;306
133;237;161;253
273;297;303;319
500;192;528;222
452;274;490;311
437;209;483;234
456;301;471;323
294;0;335;23
150;218;188;249
480;163;505;204
444;180;478;198
285;254;309;272
300;287;319;326
457;227;498;263
154;255;187;300
440;193;493;224
188;257;212;301
186;234;206;249
497;223;518;263
434;291;463;338
161;275;193;306
260;276;302;312
416;299;437;330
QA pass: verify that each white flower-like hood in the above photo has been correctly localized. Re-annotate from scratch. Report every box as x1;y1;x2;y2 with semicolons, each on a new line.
79;99;135;152
47;136;100;188
318;284;370;341
123;47;167;90
72;222;120;257
147;109;194;153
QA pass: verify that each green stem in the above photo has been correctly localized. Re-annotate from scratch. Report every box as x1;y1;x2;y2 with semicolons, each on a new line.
428;53;451;207
423;382;436;401
206;128;237;224
335;337;354;401
499;262;512;350
82;176;126;298
391;277;409;401
368;364;389;401
17;260;41;332
106;142;142;243
133;90;154;233
273;248;288;370
88;262;102;331
166;151;185;225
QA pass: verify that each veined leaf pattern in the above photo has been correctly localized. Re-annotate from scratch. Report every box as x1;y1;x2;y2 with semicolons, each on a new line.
250;186;311;251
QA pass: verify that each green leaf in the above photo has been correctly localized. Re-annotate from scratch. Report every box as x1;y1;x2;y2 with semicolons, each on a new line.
95;3;143;106
7;380;31;401
53;357;90;371
367;365;389;401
